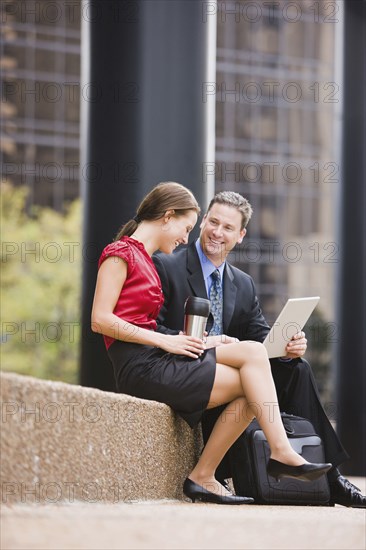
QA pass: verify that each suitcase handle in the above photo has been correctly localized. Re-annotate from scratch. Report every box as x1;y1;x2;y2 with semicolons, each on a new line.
283;420;295;434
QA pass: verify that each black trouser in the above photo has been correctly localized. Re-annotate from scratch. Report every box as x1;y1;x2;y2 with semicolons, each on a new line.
202;358;349;480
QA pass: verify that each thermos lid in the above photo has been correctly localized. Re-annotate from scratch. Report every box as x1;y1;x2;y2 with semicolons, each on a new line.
184;296;210;317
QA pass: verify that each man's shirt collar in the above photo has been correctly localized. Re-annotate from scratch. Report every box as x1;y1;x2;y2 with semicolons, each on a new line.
195;239;225;289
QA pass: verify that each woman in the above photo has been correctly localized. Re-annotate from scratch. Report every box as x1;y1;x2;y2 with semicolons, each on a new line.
92;182;331;505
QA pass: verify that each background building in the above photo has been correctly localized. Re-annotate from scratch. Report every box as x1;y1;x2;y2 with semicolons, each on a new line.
1;0;342;398
213;1;342;396
1;0;81;211
215;1;339;325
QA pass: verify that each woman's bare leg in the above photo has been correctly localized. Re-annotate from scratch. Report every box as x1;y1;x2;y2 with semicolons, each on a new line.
215;341;306;466
189;341;307;495
189;365;255;495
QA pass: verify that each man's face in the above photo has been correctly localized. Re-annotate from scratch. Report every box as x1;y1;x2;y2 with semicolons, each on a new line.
199;203;246;265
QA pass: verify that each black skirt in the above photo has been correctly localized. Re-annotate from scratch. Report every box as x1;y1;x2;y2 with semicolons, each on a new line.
108;340;217;428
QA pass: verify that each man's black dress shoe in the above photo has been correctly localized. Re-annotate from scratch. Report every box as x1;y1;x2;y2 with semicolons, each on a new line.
267;459;332;482
329;475;366;508
183;478;254;505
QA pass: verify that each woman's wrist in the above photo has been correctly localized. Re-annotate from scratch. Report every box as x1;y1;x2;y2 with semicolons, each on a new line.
153;332;166;349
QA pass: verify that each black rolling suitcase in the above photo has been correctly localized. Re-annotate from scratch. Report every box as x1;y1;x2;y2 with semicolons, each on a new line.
232;413;330;505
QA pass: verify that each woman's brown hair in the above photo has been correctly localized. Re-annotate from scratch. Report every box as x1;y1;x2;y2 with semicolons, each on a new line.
115;181;200;240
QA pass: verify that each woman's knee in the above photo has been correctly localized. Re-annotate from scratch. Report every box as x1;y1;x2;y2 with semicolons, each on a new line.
239;340;269;363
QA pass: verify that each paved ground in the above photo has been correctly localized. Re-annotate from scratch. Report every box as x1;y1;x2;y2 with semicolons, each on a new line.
1;478;365;550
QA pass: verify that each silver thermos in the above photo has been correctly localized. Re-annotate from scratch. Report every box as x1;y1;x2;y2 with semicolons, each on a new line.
184;296;210;339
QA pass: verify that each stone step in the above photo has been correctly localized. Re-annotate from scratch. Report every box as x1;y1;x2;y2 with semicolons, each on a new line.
0;372;202;504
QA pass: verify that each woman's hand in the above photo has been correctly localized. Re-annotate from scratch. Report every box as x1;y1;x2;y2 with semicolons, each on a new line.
204;334;239;349
159;334;206;358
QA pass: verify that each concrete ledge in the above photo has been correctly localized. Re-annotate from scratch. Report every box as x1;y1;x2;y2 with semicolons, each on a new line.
0;372;203;504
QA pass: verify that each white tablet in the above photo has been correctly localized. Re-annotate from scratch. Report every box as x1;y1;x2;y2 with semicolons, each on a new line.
263;297;320;358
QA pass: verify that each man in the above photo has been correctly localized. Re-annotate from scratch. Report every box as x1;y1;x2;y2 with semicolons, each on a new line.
153;191;365;508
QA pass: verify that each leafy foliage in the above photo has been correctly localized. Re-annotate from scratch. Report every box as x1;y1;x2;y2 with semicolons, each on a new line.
1;184;81;383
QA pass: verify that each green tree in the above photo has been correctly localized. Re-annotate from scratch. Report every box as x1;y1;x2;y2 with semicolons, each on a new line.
1;183;81;383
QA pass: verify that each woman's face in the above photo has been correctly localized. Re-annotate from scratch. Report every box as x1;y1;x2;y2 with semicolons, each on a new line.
159;210;198;254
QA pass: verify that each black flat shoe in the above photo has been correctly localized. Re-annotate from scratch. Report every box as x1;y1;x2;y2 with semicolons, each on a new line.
183;478;254;505
267;459;332;482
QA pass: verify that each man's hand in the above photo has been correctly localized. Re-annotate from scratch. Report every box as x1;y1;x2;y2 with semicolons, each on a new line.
284;331;307;359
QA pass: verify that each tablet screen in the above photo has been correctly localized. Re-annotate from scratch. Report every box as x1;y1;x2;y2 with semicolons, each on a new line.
263;297;320;358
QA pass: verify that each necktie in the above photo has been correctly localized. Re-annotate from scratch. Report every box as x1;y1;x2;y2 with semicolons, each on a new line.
209;269;223;335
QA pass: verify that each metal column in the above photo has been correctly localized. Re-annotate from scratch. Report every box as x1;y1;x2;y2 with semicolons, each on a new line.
79;0;216;390
336;0;366;475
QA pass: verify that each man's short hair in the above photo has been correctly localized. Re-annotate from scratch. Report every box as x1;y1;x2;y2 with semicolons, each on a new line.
207;191;253;229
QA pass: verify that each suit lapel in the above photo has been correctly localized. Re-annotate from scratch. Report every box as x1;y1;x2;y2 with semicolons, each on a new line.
223;264;237;332
187;243;208;299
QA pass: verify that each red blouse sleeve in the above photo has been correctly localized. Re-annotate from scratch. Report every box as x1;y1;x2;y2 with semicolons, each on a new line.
98;241;135;275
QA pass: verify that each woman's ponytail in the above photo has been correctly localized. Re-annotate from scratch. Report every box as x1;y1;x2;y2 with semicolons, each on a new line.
115;218;140;239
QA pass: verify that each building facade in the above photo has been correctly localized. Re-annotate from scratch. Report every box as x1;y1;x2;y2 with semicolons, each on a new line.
214;1;341;330
1;0;81;211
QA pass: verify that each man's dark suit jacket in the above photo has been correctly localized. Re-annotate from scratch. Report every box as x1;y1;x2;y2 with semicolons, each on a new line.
153;242;270;343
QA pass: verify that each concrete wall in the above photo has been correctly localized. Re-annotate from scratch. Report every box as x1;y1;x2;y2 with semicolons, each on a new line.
0;372;203;504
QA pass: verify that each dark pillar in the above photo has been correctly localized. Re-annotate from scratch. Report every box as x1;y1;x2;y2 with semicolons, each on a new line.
336;0;366;475
79;0;216;390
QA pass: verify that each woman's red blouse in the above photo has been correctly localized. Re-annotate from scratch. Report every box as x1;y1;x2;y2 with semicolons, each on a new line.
98;236;164;349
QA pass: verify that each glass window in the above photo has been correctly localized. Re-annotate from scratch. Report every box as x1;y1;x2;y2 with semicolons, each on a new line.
35;49;56;72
